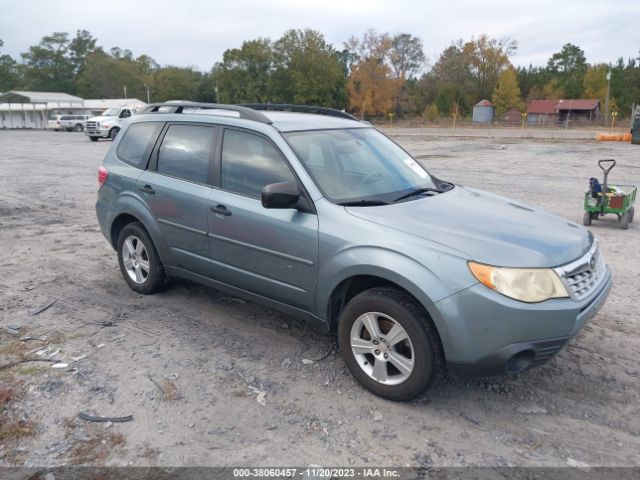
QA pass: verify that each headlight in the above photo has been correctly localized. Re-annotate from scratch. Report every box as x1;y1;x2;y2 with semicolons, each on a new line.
468;261;569;303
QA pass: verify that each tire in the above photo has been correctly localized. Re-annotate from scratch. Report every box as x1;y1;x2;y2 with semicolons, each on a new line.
582;211;592;226
337;287;442;401
628;207;635;223
109;127;120;140
74;124;83;132
89;136;99;142
621;212;629;230
116;222;165;294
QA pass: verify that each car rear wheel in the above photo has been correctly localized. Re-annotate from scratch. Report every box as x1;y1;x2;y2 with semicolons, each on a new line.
74;124;83;132
117;222;165;294
338;287;442;401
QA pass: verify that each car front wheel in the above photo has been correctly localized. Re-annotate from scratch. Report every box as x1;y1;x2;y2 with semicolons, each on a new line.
117;222;165;294
338;287;442;401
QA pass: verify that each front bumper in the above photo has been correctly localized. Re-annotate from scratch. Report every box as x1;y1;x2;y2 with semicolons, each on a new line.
86;130;109;138
431;268;612;378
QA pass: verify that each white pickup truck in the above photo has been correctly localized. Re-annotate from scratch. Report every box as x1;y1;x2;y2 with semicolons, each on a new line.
85;107;139;141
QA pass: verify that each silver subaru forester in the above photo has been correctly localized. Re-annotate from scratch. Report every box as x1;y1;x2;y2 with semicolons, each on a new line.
96;102;611;401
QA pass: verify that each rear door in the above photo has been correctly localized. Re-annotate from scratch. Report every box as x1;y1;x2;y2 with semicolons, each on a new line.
208;127;319;310
136;122;217;277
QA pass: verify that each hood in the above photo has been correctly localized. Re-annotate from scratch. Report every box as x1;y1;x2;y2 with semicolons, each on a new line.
345;186;592;268
89;114;116;121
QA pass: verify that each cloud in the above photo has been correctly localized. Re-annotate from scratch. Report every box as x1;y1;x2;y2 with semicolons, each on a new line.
0;0;638;71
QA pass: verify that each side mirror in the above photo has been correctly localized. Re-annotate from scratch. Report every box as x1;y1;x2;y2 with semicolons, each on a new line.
261;182;300;209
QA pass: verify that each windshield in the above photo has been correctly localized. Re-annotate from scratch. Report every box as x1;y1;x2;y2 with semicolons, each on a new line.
101;108;120;116
284;128;438;204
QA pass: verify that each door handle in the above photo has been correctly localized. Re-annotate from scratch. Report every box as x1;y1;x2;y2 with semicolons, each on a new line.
140;184;155;195
210;204;232;216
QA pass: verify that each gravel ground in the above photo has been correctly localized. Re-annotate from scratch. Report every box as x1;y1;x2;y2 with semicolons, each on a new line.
0;129;639;468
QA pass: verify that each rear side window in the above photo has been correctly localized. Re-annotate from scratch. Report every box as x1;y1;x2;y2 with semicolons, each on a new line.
221;129;296;199
116;122;162;168
157;125;215;184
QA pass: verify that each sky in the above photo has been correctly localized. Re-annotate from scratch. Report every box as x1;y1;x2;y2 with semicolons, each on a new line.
1;0;639;72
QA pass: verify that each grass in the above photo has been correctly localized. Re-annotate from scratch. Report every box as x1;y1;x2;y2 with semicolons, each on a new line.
17;365;44;376
162;379;177;401
69;431;126;464
0;339;27;357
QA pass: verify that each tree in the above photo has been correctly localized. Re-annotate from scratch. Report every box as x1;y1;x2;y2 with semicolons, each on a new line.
463;35;517;100
390;33;425;80
427;42;475;115
0;39;21;91
68;30;98;76
271;29;347;108
541;78;564;99
153;66;203;101
21;32;75;92
423;103;439;121
547;43;587;98
492;67;523;115
345;29;398;117
583;64;608;105
216;39;273;103
76;50;145;99
389;33;425;116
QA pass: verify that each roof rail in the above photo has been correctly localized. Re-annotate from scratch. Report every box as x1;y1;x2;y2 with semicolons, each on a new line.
142;102;273;124
241;103;359;121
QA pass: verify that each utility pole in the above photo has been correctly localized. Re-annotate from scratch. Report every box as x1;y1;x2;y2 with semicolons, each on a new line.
144;84;150;104
604;69;611;126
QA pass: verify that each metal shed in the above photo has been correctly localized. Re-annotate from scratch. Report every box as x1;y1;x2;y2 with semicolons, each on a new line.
472;99;494;124
0;91;84;129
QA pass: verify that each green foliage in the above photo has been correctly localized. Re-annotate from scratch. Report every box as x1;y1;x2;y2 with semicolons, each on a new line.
583;64;608;106
4;29;640;121
492;67;523;116
546;43;587;98
0;39;21;91
216;39;274;103
271;29;347;108
76;51;141;98
153;66;204;102
20;32;75;92
423;103;439;121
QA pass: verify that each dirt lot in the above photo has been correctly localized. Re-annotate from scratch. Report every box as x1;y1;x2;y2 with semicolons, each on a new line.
0;128;639;468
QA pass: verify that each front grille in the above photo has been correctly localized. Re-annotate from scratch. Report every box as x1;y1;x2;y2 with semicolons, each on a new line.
86;121;99;130
555;242;607;302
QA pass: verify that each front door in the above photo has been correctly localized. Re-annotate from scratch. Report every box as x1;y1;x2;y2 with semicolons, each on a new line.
208;128;318;310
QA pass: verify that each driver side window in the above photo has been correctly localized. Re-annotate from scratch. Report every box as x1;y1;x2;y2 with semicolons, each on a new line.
221;129;296;199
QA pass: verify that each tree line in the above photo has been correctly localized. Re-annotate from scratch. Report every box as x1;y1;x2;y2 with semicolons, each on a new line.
0;30;638;119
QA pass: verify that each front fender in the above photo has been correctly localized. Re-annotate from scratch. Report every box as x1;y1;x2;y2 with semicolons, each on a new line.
316;246;475;356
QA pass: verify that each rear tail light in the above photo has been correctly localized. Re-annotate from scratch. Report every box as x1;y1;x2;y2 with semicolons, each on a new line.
98;166;109;187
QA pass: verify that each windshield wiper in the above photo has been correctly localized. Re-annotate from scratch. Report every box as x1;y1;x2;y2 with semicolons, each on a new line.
337;199;389;207
392;187;444;203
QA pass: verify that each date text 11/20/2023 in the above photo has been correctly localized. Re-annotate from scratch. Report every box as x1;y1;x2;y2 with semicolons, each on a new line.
232;467;400;478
